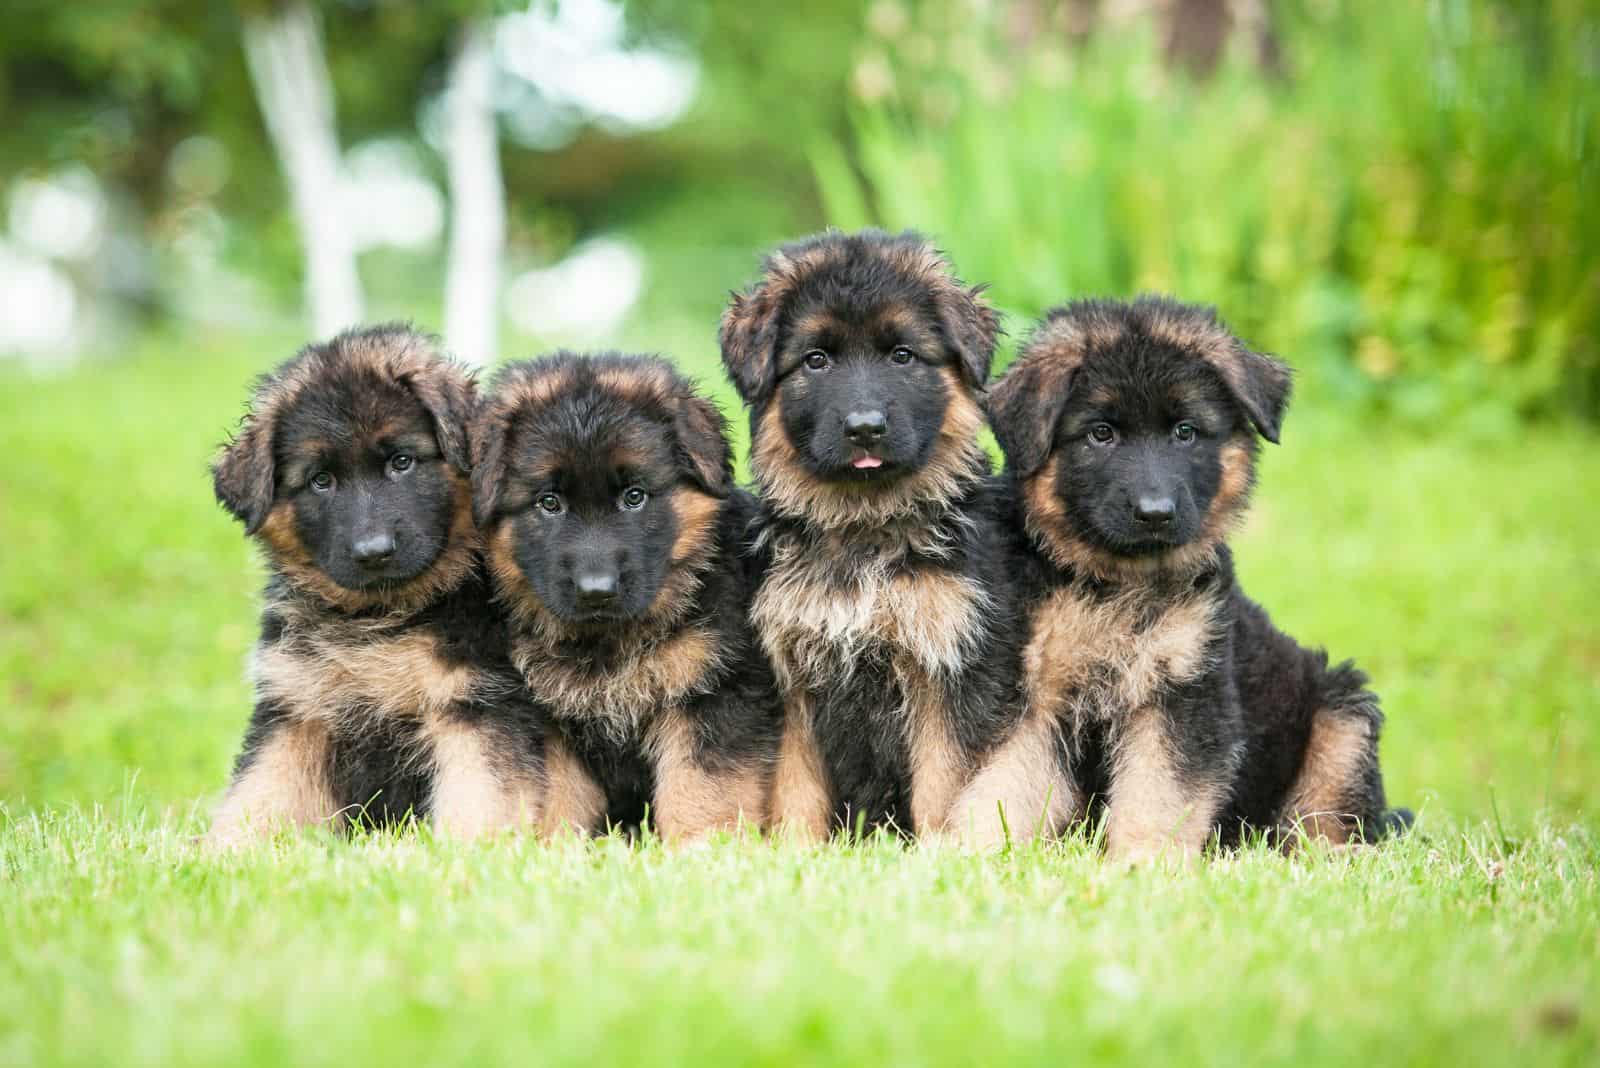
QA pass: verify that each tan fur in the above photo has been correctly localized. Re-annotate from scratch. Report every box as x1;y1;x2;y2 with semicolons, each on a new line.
750;369;987;530
207;718;337;847
1022;583;1218;742
1279;711;1374;845
767;693;833;842
423;716;543;840
948;705;1078;851
754;554;991;689
256;475;479;616
645;709;767;841
669;489;722;566
1105;708;1225;863
252;629;476;736
509;623;722;744
901;669;968;834
538;733;607;836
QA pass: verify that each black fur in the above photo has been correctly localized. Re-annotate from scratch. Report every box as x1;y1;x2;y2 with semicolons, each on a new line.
208;326;546;844
988;298;1407;853
473;353;781;839
722;229;1024;839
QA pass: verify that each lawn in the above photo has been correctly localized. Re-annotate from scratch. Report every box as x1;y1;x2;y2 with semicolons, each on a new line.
1;330;1597;1066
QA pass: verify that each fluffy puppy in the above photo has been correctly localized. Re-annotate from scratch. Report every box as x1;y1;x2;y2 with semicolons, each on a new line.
470;353;780;841
720;228;1025;841
971;296;1409;860
207;325;547;846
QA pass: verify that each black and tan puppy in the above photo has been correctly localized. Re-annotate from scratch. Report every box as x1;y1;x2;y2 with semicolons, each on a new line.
207;325;546;846
971;296;1408;860
470;353;780;841
720;229;1024;841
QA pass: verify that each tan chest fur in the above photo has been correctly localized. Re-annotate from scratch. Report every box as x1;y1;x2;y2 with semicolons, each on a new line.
511;623;722;744
252;626;477;734
1024;586;1218;741
752;541;989;688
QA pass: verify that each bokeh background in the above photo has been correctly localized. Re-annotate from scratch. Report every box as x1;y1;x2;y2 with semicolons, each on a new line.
1;0;1596;827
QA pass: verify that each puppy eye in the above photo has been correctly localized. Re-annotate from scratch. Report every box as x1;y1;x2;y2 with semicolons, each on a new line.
890;346;915;365
537;493;565;515
389;454;414;473
803;350;830;371
1173;423;1197;444
1088;423;1117;445
309;471;335;492
619;486;649;511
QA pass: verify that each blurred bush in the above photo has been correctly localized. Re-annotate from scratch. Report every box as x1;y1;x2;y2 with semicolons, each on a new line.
818;0;1599;430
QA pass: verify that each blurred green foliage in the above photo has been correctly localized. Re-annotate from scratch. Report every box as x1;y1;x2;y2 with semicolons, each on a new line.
818;0;1600;430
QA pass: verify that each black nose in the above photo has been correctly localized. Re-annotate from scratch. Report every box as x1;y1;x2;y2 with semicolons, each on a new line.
1134;496;1176;526
351;531;396;565
844;409;888;446
575;570;619;609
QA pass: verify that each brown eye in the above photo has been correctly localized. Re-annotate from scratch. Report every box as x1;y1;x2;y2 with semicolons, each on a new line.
537;493;564;515
309;471;334;492
890;346;915;365
1173;423;1197;444
803;350;830;370
1089;423;1117;445
390;453;414;473
619;486;648;511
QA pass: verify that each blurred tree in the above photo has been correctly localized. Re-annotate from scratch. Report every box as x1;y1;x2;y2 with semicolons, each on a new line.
441;18;502;366
241;1;365;335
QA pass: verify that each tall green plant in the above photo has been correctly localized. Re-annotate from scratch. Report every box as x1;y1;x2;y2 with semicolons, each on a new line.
819;0;1599;428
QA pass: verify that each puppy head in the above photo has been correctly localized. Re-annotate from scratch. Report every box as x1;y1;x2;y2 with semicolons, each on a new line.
719;229;997;526
989;297;1291;580
212;324;478;613
471;353;730;633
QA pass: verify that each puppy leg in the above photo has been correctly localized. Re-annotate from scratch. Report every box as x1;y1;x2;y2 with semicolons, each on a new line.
646;709;766;843
538;731;606;838
425;714;543;840
768;692;833;843
946;707;1078;851
904;676;971;838
208;713;337;848
1104;709;1224;865
1278;683;1387;847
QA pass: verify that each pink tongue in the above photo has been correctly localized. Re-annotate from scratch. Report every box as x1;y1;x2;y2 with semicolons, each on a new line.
851;456;884;469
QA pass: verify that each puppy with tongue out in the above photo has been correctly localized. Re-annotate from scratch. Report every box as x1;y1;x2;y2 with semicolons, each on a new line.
720;228;1028;843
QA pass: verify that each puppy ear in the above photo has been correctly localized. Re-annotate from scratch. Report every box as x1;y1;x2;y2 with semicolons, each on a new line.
468;405;509;529
212;412;277;536
406;365;477;474
1217;345;1293;444
937;282;1001;388
719;289;782;404
673;393;733;497
986;356;1075;478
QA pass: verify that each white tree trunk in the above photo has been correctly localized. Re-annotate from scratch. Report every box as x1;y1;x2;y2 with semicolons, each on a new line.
242;2;364;338
442;20;505;368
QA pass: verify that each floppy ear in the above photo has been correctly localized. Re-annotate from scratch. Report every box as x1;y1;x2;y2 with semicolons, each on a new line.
406;365;477;474
212;414;277;536
986;356;1075;478
674;393;733;497
1215;345;1293;444
468;405;510;529
719;289;782;404
936;282;1001;388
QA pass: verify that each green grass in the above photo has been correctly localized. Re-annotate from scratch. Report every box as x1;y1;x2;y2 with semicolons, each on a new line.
2;331;1598;1065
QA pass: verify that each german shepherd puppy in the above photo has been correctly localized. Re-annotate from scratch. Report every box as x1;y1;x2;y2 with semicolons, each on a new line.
470;353;780;841
207;325;546;846
720;229;1024;841
977;297;1408;860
